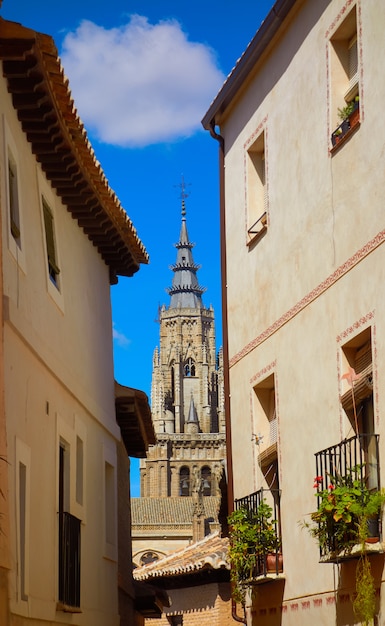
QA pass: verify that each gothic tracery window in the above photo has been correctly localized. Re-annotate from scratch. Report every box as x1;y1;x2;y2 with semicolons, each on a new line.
140;551;159;565
184;357;195;377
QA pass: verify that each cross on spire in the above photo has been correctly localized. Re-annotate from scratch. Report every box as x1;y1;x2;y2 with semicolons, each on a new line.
174;174;191;216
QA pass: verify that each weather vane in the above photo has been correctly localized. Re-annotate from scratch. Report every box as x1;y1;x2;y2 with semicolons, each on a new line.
174;174;191;216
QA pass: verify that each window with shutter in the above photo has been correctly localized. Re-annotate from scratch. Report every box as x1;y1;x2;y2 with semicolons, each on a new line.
42;198;60;286
253;373;280;492
329;5;360;149
347;34;358;96
341;327;377;489
246;129;268;244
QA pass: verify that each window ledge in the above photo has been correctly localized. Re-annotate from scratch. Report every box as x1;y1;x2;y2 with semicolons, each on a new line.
247;212;268;247
330;108;360;153
56;602;82;613
330;121;360;153
320;541;383;564
247;572;285;586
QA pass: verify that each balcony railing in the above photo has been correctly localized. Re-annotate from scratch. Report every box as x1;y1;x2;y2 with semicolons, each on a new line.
315;434;380;492
58;512;81;610
314;434;381;558
235;487;282;578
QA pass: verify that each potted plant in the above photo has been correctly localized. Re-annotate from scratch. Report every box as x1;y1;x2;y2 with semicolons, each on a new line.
255;499;282;573
228;500;282;604
304;467;385;626
331;96;360;146
306;467;385;556
339;95;360;128
227;506;259;604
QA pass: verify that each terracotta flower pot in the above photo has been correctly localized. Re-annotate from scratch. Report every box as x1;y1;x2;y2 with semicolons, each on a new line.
348;104;360;129
266;552;283;573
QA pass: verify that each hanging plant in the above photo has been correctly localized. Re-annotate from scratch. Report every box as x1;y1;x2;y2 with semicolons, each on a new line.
353;518;376;625
228;501;281;605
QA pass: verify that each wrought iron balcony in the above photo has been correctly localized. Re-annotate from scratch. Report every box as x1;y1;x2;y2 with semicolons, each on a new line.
314;434;381;560
315;434;380;492
58;512;81;610
234;487;283;579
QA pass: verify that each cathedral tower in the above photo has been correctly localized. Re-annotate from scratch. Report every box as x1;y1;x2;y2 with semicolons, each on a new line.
139;197;226;504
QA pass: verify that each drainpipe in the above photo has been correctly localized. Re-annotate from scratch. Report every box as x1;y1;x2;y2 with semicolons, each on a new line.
208;121;246;625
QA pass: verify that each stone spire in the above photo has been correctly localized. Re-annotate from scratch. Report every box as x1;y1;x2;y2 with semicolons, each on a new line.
167;199;206;309
185;394;199;434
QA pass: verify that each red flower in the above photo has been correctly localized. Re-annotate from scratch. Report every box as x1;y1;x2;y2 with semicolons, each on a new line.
328;484;335;490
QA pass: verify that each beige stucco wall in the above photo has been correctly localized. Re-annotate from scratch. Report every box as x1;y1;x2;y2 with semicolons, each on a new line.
0;62;122;625
218;0;385;622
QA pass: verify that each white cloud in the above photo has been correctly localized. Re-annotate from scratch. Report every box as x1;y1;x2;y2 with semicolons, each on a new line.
61;16;225;147
113;324;131;348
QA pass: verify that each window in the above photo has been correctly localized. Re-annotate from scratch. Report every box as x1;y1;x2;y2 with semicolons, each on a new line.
18;463;27;600
184;358;195;377
329;5;360;147
341;327;377;490
253;374;279;493
140;551;159;566
42;197;60;287
179;466;190;496
341;327;373;431
15;439;30;604
201;466;211;496
246;130;268;243
104;461;115;546
76;436;83;506
58;440;81;610
8;151;21;246
102;444;117;561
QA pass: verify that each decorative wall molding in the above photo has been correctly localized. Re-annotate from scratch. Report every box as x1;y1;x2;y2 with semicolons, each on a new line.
230;229;385;367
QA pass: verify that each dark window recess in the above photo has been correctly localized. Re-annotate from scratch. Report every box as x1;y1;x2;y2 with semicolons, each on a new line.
8;159;21;242
58;511;81;609
42;199;60;284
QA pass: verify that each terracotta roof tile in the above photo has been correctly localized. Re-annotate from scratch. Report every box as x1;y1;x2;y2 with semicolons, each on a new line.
0;18;148;281
131;496;221;526
133;531;229;581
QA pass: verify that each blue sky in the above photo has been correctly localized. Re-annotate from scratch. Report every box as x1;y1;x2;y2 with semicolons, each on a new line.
1;0;275;494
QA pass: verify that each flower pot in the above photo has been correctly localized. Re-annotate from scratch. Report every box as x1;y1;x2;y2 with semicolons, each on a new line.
348;103;360;130
365;517;380;543
331;118;350;146
266;552;283;573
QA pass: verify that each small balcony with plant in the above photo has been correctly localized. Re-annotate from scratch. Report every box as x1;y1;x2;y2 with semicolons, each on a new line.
303;434;385;626
331;96;360;148
228;488;283;605
307;434;383;562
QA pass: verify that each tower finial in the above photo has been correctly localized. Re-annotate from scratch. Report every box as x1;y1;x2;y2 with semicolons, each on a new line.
174;174;191;217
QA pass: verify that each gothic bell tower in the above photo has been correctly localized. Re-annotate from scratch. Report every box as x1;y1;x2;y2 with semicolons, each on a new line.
140;196;226;500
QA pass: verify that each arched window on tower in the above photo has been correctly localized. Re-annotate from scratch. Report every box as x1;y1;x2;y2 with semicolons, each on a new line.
180;466;190;496
201;466;212;496
184;358;196;377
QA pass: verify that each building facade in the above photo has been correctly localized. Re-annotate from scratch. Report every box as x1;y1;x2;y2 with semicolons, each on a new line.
203;0;385;624
0;18;155;626
132;200;226;564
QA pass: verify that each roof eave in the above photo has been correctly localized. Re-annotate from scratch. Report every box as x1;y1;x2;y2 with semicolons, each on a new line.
202;0;298;130
115;381;155;457
0;18;149;280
